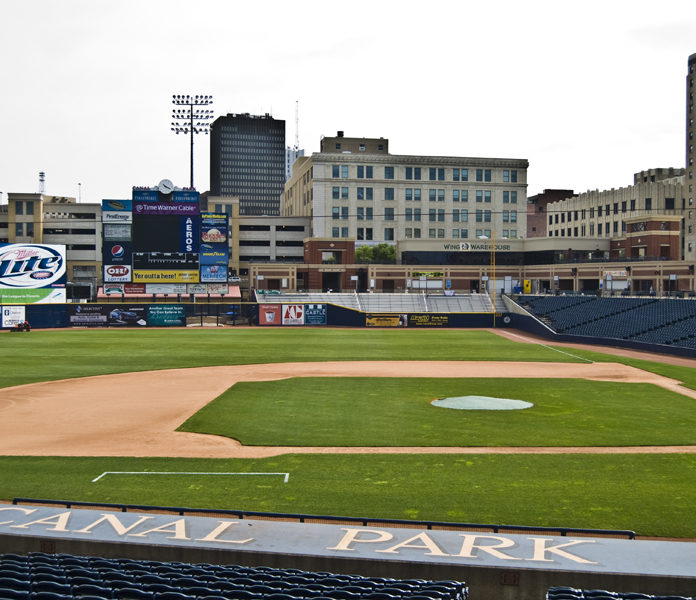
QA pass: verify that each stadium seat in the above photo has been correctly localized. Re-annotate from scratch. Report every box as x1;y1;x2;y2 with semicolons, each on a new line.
0;588;29;600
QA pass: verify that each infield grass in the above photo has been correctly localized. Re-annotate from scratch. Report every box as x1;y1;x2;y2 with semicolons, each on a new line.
179;377;696;447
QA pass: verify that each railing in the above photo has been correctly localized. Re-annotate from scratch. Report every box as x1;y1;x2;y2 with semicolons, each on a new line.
11;497;636;539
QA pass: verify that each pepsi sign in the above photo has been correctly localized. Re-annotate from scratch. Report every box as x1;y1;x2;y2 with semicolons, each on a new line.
0;244;66;289
102;242;132;265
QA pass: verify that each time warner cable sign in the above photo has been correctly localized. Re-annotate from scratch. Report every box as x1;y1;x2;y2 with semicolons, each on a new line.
0;244;67;304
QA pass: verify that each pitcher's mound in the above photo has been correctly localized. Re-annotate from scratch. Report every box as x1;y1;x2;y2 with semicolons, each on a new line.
432;396;533;410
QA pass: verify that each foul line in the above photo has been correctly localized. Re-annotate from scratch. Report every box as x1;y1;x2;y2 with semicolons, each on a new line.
503;331;594;363
92;471;290;483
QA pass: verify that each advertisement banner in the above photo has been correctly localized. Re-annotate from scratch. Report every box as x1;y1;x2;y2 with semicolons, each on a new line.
259;304;282;326
187;283;230;295
0;244;67;304
133;270;199;283
304;304;327;325
145;283;187;294
69;304;148;327
200;264;227;283
200;213;228;267
366;314;401;327
2;305;26;328
103;223;132;241
102;211;132;223
407;313;450;327
147;304;186;327
102;199;133;212
200;245;228;266
103;264;132;283
133;201;199;216
132;190;159;203
282;304;305;325
102;242;132;266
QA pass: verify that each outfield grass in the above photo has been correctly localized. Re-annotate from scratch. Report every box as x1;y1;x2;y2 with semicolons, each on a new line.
0;328;581;388
3;328;696;538
1;454;694;539
179;376;696;447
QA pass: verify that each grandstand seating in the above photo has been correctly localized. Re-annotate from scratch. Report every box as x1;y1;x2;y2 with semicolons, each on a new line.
514;295;696;349
0;552;469;600
546;587;694;600
256;291;495;313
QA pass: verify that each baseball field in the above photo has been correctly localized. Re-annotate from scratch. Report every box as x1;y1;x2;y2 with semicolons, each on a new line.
1;327;695;539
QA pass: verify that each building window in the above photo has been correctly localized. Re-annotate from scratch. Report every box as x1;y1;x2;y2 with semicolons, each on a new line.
461;169;468;181
366;188;373;201
406;167;413;180
384;207;394;220
461;190;468;202
365;228;373;240
384;166;394;179
26;201;34;215
453;169;460;182
332;187;340;200
357;228;365;240
484;210;491;222
438;168;444;181
341;227;348;237
503;210;509;222
621;201;627;213
429;189;436;202
510;210;517;223
645;197;652;210
332;207;340;220
405;188;413;201
366;207;373;220
341;187;349;199
332;227;339;238
437;228;444;238
384;187;394;200
503;170;517;183
414;208;421;221
476;209;483;223
460;228;468;238
484;191;491;203
332;165;339;178
384;228;394;241
429;208;436;222
15;223;23;236
476;169;483;182
437;189;444;202
503;191;509;203
438;209;445;222
414;189;421;201
453;209;459;222
476;190;483;203
357;207;364;220
429;168;437;181
414;167;421;180
665;197;675;210
405;208;412;221
510;191;517;203
341;165;349;178
452;229;459;238
429;228;436;238
341;206;349;220
15;201;23;215
453;190;459;202
405;227;413;238
413;228;421;238
357;187;364;200
461;208;468;222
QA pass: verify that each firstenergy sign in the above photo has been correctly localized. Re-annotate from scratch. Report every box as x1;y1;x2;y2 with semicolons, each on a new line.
0;244;67;303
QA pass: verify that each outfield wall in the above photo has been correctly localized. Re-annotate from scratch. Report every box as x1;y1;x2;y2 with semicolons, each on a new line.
1;504;695;600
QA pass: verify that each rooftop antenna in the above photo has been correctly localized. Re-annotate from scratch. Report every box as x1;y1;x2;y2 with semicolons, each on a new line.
78;182;82;203
38;171;46;194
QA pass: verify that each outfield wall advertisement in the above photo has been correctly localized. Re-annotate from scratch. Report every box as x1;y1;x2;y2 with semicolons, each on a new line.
0;244;67;304
259;304;327;326
68;304;186;327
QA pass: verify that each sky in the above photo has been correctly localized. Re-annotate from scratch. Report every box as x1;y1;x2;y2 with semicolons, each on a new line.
1;0;695;204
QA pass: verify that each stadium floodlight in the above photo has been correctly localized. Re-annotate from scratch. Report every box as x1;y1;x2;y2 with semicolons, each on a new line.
171;93;214;189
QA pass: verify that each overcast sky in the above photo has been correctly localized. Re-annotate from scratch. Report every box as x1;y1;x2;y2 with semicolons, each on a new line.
1;0;695;204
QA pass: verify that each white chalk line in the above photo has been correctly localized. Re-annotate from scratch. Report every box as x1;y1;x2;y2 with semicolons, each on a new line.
503;331;594;363
92;471;289;483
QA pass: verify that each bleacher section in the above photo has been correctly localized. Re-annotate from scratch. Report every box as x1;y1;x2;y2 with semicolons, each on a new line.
256;291;495;313
0;551;468;600
515;295;696;349
547;587;694;600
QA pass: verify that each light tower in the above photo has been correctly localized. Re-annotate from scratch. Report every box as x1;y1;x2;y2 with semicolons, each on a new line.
171;94;214;189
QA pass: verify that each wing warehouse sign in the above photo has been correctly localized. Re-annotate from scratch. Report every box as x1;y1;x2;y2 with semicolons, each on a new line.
1;505;695;580
0;244;67;304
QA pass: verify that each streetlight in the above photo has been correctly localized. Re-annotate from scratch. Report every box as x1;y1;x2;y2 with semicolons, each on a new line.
171;94;214;189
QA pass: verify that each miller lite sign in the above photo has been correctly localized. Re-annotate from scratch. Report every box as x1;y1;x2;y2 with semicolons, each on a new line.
0;244;66;288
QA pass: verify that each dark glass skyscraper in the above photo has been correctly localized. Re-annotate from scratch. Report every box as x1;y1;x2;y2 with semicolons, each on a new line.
210;113;286;215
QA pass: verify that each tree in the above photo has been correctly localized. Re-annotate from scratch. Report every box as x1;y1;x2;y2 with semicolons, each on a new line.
355;243;396;264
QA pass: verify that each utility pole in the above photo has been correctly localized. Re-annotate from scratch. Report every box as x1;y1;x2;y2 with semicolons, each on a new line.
171;94;214;189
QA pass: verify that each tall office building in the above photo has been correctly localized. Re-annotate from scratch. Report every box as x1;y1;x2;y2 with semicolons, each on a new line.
210;113;286;216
